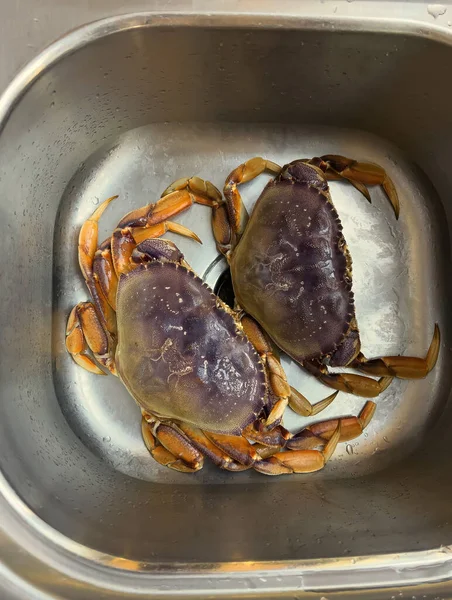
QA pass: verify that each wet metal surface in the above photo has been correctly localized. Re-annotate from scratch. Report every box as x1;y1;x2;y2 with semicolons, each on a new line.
54;122;447;482
1;10;452;599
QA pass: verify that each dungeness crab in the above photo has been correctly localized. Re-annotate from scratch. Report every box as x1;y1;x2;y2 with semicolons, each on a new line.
163;155;439;405
65;186;375;475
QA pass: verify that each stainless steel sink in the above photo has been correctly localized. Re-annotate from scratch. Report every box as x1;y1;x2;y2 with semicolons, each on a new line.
2;7;452;599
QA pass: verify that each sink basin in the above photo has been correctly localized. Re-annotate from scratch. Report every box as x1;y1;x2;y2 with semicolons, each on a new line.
1;11;452;598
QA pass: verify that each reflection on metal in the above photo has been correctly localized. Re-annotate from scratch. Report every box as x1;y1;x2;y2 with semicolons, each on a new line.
0;8;452;599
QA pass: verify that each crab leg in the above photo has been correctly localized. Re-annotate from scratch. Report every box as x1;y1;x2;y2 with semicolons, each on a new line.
289;386;339;417
223;157;281;236
110;222;200;279
304;359;393;398
242;422;292;448
93;245;118;310
78;196;118;334
203;431;259;467
78;195;117;281
254;422;341;476
212;158;281;255
241;315;336;426
317;154;400;219
65;302;116;375
177;423;250;472
286;401;376;449
117;176;221;230
351;324;440;379
240;314;291;427
142;414;203;472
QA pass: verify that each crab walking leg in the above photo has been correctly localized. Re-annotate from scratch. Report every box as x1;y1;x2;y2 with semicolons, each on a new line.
240;314;290;426
177;423;251;472
117;176;222;229
241;315;338;426
110;221;201;278
65;302;116;375
351;324;440;379
286;401;376;449
212;157;281;255
242;422;292;448
254;422;341;476
289;386;339;417
78;196;118;334
94;226;199;312
78;195;117;281
224;157;281;234
93;245;118;310
142;414;203;472
203;431;259;467
304;359;393;398
317;154;400;219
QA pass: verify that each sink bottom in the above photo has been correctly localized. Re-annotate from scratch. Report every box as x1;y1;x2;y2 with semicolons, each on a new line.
53;121;448;484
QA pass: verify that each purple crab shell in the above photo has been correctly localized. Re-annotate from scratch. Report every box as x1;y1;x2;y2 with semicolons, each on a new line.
115;261;266;435
230;161;355;363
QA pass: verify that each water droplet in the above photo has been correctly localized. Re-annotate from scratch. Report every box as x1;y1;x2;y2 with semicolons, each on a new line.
383;436;390;443
427;4;447;18
448;20;452;25
92;197;99;205
346;444;354;455
103;435;111;442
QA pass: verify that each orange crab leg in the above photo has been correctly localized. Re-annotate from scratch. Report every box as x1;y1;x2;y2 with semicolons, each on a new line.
304;358;393;398
289;387;339;417
65;302;116;375
240;314;291;426
177;423;250;472
319;372;393;398
224;157;281;234
242;422;292;448
318;154;400;219
142;414;204;472
110;222;201;278
93;246;118;310
204;431;259;467
117;176;221;230
141;418;200;473
78;196;118;334
241;315;336;427
254;423;341;476
352;324;440;379
287;401;376;450
78;196;117;280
